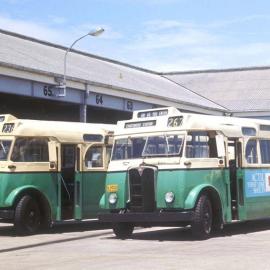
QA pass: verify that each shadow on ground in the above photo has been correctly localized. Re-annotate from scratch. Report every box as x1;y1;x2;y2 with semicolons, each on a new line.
1;218;270;244
0;221;112;253
0;221;111;237
105;219;270;242
0;219;270;254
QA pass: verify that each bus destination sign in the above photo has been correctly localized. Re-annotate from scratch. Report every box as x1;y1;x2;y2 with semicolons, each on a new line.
137;109;168;118
125;120;156;129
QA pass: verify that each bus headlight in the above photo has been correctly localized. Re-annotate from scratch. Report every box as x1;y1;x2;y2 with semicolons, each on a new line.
165;192;175;203
108;193;118;205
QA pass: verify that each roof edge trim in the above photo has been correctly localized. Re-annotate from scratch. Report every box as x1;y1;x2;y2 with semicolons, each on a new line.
160;65;270;75
0;28;158;75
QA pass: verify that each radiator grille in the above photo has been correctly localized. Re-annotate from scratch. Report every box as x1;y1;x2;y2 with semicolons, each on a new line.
128;167;156;212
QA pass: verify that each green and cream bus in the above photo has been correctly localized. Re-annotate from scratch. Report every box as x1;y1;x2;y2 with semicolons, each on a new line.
99;107;270;239
0;114;115;235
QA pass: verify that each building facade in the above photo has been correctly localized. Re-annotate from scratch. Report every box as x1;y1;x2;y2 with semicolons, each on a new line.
1;28;269;122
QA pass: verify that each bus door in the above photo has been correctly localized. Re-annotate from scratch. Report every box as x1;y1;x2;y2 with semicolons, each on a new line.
241;138;270;220
228;138;243;220
80;143;109;219
74;144;83;220
60;144;77;220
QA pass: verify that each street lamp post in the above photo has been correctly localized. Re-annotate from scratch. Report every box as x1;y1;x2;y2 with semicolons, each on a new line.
58;27;105;97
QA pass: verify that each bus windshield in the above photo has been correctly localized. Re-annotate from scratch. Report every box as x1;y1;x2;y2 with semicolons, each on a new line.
112;134;184;160
0;140;12;161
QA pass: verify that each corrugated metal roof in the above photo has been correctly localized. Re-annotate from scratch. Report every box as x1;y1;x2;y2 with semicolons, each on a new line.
0;29;223;111
164;67;270;112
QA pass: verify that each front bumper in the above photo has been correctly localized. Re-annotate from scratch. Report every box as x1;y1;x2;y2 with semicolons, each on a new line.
0;209;14;220
98;210;194;223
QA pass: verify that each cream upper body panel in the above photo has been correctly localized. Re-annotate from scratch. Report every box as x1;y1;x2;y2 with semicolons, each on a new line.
109;107;270;171
114;107;270;138
0;114;115;143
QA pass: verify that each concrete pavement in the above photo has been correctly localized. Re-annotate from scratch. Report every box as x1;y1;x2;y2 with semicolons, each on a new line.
0;220;270;270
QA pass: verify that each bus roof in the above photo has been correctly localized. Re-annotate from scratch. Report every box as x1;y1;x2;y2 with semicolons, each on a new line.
0;114;115;143
115;107;270;137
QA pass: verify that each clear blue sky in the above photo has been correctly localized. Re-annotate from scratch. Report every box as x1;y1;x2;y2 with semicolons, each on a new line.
1;0;270;71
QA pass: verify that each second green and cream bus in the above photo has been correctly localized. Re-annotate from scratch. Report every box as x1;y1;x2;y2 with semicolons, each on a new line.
0;114;115;234
99;107;270;239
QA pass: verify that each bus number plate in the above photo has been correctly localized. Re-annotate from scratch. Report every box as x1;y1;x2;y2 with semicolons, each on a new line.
167;116;183;127
2;123;14;133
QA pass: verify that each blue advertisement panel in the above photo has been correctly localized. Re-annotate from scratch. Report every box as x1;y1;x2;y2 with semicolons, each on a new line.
245;169;270;197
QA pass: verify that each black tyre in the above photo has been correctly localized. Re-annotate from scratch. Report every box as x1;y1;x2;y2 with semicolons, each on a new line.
191;193;213;240
112;223;134;239
14;195;41;235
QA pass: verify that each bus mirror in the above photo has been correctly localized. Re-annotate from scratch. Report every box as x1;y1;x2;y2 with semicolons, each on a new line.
48;141;57;164
216;135;225;157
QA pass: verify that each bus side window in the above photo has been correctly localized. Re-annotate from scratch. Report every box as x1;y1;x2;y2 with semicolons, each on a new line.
245;139;258;164
186;131;217;158
85;145;103;168
260;139;270;164
11;137;49;162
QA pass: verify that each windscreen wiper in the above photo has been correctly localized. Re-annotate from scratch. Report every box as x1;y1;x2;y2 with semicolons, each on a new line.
0;141;6;154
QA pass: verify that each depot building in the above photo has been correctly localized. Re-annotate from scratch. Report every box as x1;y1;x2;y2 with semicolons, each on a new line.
0;28;270;123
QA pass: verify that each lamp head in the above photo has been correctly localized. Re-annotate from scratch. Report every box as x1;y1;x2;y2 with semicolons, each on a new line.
88;27;105;37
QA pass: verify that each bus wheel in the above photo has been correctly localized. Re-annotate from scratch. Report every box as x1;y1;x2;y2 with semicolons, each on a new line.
191;193;213;240
112;223;134;239
14;195;41;235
